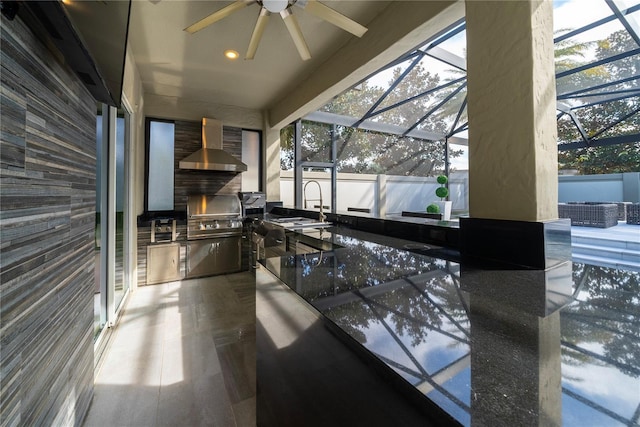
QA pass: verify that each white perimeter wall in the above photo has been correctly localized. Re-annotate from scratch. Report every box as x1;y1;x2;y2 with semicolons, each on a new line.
558;173;626;202
279;171;639;216
280;171;469;215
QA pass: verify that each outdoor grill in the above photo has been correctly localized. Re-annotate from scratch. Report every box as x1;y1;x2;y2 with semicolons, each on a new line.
186;194;243;278
239;191;266;219
238;192;267;269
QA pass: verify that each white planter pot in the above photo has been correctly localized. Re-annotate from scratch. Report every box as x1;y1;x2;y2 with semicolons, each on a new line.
435;201;452;220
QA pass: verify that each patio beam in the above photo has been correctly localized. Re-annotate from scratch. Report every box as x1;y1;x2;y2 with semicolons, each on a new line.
570;91;640;110
557;75;640;99
422;45;466;71
558;133;640;150
305;110;469;145
558;88;640;100
556;48;640;79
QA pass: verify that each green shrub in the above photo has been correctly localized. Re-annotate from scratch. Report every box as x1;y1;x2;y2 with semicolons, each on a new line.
435;187;449;199
426;203;440;213
434;175;449;200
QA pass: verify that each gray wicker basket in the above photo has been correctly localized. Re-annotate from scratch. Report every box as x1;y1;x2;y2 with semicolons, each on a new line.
627;204;640;225
578;201;631;221
559;203;619;228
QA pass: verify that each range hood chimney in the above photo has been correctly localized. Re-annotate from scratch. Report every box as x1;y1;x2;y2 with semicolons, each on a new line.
179;118;247;172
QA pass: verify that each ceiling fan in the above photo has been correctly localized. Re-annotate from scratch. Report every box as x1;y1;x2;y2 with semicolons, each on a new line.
184;0;368;61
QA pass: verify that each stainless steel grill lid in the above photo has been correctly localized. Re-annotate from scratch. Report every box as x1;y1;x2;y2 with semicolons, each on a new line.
187;195;243;240
187;194;242;218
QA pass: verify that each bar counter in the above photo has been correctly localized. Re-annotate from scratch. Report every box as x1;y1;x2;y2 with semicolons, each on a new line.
258;224;640;426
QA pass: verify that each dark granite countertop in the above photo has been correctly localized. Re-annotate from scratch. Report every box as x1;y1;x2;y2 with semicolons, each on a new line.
268;206;461;249
260;225;640;426
270;205;461;224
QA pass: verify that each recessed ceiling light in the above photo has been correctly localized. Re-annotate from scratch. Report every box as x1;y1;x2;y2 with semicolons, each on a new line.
224;50;239;60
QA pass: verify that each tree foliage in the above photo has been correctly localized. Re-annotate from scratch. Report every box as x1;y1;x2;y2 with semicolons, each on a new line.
281;62;463;176
557;30;640;174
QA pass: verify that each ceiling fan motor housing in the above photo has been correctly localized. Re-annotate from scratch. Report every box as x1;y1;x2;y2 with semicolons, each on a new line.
262;0;291;13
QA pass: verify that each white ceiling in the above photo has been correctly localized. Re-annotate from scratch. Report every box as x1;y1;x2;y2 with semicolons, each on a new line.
128;1;392;112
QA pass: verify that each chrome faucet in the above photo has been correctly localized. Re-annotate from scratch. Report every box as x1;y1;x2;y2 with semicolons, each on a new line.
303;180;326;223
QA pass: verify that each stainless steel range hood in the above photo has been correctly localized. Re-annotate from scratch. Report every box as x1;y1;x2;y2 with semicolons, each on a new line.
179;118;247;172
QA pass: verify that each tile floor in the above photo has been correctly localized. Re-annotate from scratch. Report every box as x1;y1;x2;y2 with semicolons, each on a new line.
83;272;256;427
84;268;438;427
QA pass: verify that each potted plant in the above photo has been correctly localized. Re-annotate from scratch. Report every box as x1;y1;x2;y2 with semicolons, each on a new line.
426;175;452;220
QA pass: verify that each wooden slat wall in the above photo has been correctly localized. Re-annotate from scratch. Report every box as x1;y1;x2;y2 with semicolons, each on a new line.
136;120;242;286
1;14;95;427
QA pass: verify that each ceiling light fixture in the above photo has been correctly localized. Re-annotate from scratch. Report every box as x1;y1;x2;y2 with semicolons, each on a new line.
262;0;288;13
224;49;239;60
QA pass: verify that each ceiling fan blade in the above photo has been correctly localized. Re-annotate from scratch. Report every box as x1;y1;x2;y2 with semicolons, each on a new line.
302;0;367;37
281;8;311;61
184;0;252;34
245;8;270;60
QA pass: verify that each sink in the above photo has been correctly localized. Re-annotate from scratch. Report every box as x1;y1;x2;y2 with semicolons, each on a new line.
266;217;331;229
268;217;310;223
260;217;340;255
287;221;332;229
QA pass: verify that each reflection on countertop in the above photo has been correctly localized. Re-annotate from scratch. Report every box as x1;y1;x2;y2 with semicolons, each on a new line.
260;226;640;426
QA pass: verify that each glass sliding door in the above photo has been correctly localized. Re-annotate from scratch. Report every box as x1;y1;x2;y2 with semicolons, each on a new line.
94;101;132;343
94;104;105;339
114;107;128;309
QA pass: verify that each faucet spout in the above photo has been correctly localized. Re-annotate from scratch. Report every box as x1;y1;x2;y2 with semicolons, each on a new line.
303;180;326;222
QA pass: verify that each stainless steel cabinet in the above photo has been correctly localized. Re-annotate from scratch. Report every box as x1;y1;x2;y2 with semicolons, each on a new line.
147;243;181;284
186;236;242;278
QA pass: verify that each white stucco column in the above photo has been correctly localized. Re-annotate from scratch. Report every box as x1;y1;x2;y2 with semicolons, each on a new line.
465;0;558;221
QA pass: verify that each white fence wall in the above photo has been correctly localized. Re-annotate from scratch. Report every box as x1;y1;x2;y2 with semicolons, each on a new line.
386;177;437;214
559;176;623;202
280;171;469;216
279;171;639;216
559;173;640;203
